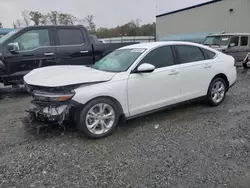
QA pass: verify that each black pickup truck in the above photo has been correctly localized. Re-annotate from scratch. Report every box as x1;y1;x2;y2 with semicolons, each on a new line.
0;25;137;86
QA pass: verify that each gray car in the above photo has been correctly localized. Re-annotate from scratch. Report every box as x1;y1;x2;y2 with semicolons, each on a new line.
204;33;250;62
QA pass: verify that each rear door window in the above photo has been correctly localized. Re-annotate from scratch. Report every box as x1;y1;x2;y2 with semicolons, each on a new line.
175;45;205;64
57;28;85;45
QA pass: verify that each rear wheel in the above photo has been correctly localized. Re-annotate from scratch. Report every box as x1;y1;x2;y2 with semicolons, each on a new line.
207;77;227;106
77;98;120;139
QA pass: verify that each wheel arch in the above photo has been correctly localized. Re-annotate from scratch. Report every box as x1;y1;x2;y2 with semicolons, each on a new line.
210;73;229;91
82;95;124;116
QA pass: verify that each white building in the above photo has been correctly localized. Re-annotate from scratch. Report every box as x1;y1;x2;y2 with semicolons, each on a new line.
156;0;250;40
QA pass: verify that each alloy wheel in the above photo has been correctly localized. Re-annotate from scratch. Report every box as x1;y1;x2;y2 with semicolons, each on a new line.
211;80;226;104
85;103;115;135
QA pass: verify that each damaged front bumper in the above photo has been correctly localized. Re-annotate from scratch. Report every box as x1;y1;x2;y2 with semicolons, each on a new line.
26;100;71;125
23;84;81;133
23;100;76;134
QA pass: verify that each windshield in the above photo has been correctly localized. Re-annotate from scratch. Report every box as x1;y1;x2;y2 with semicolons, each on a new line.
0;29;19;44
92;48;146;72
204;36;230;46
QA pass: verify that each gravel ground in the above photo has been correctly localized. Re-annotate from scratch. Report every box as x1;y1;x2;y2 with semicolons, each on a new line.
1;68;250;188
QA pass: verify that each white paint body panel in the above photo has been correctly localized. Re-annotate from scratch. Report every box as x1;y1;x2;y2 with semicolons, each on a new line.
24;42;237;118
127;65;181;116
24;65;116;87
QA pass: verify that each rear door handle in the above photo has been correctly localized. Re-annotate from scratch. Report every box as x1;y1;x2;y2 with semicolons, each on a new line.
80;50;89;54
44;52;54;56
168;70;180;75
204;64;212;68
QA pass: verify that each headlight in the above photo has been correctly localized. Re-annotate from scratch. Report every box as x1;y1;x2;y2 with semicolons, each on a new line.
54;93;75;101
33;91;75;102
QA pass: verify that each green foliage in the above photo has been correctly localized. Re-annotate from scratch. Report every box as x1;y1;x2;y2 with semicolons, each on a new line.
95;21;156;38
29;11;42;25
13;10;155;37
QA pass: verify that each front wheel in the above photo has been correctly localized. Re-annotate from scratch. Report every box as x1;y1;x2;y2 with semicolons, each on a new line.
77;98;120;139
207;77;227;106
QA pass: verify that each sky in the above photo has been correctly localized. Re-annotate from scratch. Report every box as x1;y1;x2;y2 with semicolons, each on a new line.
0;0;210;28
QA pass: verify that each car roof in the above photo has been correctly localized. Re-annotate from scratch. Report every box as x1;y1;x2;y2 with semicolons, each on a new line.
120;41;209;50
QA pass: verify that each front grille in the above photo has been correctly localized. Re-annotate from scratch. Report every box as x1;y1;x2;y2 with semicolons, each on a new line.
25;83;81;93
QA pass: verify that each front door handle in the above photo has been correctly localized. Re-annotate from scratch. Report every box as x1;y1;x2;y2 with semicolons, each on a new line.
44;52;54;56
80;50;89;54
168;70;179;75
204;64;212;69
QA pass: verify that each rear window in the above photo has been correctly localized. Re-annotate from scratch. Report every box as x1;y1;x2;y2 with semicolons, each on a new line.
57;28;85;45
201;48;216;59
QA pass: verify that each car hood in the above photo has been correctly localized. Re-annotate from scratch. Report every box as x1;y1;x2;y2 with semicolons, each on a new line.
24;65;116;87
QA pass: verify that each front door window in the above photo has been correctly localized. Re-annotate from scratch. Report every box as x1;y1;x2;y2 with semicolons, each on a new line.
12;29;50;51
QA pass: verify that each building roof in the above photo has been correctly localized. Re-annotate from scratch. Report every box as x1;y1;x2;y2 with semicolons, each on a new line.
156;0;222;18
0;28;14;35
159;32;216;43
208;33;250;36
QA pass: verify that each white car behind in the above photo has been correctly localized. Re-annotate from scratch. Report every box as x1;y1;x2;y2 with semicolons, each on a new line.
24;41;237;138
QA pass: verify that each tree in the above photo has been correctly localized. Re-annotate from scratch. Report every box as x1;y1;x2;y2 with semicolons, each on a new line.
47;11;59;25
14;19;22;28
58;13;77;25
21;10;30;26
13;22;17;29
41;14;49;25
84;15;96;33
12;10;156;38
0;22;2;28
29;11;42;25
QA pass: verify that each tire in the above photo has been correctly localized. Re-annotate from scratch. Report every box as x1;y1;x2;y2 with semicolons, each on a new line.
77;97;120;139
207;77;227;106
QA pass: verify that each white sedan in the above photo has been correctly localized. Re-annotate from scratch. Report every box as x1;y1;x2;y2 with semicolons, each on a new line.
24;41;237;138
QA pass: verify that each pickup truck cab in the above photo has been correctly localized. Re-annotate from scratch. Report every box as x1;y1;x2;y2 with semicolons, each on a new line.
203;33;250;62
0;25;136;86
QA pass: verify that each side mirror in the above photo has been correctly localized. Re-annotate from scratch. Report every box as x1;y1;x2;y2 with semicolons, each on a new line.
8;43;19;53
135;63;155;73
